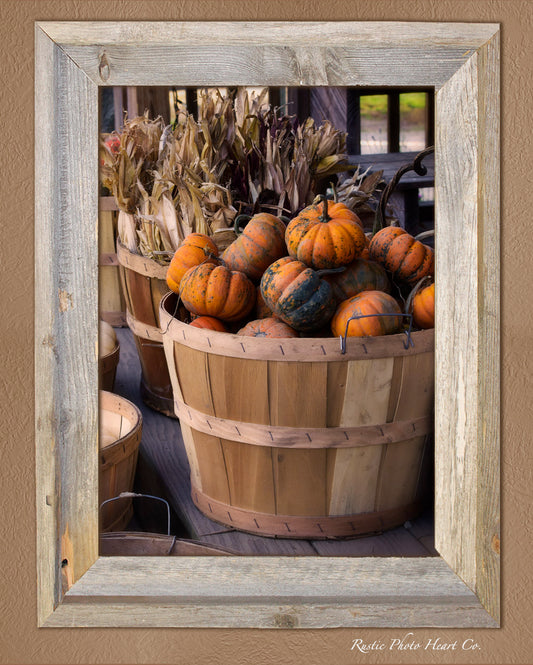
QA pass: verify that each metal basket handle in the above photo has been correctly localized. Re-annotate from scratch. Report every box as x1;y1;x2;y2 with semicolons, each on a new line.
339;312;414;354
100;492;171;536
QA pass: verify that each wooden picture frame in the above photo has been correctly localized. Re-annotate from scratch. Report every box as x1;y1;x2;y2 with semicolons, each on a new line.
35;21;500;628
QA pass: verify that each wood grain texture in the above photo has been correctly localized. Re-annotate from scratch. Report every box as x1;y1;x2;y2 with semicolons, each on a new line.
35;20;500;627
327;357;394;514
40;21;498;89
35;25;99;625
98;209;124;317
45;556;496;628
434;30;500;623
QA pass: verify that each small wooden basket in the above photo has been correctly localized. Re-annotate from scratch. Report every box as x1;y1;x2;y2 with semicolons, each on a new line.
99;342;120;392
99;390;142;532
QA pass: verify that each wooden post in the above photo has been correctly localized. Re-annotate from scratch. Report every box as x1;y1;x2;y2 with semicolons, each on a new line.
99;198;126;326
387;92;400;152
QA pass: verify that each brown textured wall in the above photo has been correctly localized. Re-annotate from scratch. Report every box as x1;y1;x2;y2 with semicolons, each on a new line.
0;1;531;663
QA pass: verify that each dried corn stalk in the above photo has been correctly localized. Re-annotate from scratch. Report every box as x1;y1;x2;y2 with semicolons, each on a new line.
100;88;352;263
335;167;397;230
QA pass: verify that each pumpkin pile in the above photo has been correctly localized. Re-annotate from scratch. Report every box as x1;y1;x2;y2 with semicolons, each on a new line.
167;194;435;340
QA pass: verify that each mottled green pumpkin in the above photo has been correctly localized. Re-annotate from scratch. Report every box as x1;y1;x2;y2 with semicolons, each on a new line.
260;256;336;332
323;257;390;302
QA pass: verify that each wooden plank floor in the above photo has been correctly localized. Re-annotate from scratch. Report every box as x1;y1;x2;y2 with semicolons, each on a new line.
109;326;438;557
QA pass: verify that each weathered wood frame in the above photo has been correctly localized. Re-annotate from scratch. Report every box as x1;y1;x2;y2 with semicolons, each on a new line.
35;21;500;628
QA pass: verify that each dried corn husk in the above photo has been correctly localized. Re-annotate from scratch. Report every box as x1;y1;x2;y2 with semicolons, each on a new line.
335;167;398;230
101;87;352;261
117;210;138;253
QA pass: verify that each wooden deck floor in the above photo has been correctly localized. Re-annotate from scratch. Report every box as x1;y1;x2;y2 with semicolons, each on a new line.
109;326;437;557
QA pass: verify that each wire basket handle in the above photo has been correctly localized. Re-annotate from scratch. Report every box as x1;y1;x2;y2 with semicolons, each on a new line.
100;492;171;536
339;312;414;354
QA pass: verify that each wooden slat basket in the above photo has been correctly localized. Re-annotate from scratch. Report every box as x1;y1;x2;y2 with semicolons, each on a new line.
99;390;143;532
99;342;120;392
117;240;176;418
99;532;239;556
160;292;435;540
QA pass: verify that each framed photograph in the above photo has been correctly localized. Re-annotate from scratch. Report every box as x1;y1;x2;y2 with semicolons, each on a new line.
35;20;500;628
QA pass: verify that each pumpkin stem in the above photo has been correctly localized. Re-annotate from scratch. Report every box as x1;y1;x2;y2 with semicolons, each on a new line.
404;275;433;314
202;247;218;260
234;214;251;235
317;194;331;224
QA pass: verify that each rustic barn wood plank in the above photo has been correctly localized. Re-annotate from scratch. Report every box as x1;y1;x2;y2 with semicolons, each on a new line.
35;20;500;626
41;21;498;89
45;557;496;628
434;33;500;622
35;25;100;625
311;525;432;557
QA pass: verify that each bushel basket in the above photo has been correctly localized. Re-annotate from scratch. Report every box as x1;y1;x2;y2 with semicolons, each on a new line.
117;240;175;417
160;292;434;539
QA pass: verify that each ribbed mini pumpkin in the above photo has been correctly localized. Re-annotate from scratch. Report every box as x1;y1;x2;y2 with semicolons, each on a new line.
179;263;256;322
189;315;229;332
237;317;299;338
369;226;434;285
331;290;403;338
323;257;390;303
260;256;337;332
166;233;219;293
412;282;435;329
285;195;366;270
221;213;287;281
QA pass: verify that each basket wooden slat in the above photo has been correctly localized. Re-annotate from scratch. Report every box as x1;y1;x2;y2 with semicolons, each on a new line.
99;342;120;392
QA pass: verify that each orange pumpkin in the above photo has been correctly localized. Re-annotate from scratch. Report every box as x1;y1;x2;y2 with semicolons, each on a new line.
237;317;299;338
260;256;336;332
412;282;435;329
369;226;433;285
166;233;219;293
189;315;229;332
285;195;366;270
179;263;256;322
323;257;390;303
221;213;287;281
331;290;403;338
